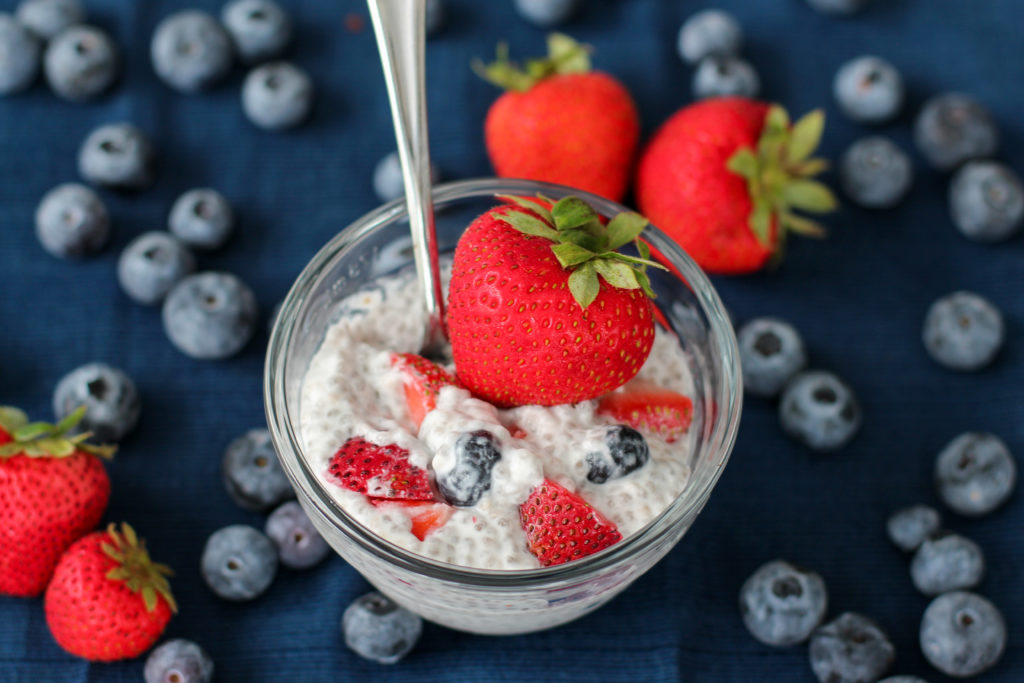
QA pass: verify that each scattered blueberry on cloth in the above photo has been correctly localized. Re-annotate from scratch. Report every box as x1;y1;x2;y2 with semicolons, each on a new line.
0;0;1021;680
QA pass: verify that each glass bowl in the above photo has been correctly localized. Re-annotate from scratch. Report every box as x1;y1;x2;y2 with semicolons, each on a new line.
265;178;741;635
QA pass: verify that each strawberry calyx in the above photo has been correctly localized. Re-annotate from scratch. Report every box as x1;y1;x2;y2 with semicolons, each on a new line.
473;33;591;93
0;405;116;460
100;523;177;614
493;194;667;309
726;104;838;255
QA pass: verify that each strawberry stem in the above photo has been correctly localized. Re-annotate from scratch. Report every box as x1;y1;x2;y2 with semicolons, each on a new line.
102;523;177;614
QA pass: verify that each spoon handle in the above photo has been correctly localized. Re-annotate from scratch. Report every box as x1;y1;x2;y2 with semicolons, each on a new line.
366;0;447;350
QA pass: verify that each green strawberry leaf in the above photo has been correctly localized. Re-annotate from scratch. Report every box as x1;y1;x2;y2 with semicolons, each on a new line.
53;405;86;436
551;242;596;268
34;437;74;457
13;421;55;442
142;586;157;612
494;210;559;240
547;33;591;73
794;158;829;177
636;238;651;261
568;262;600;309
605;212;649;251
749;202;773;246
781;211;827;237
726;147;759;180
552;196;598;231
496;195;553;223
0;406;28;432
594;259;640;289
786;109;825;164
634;268;656;300
782;180;838;213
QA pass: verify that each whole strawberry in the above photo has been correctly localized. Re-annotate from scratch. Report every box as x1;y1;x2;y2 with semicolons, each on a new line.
45;523;176;661
447;195;662;407
476;34;639;202
635;97;837;274
0;406;114;597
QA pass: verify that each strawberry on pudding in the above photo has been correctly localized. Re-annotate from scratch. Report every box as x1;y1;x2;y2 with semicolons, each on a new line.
298;195;697;570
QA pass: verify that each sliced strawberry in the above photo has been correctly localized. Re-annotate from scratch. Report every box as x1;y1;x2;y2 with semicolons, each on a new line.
327;437;434;501
597;380;694;443
519;479;622;567
371;500;453;541
391;353;463;428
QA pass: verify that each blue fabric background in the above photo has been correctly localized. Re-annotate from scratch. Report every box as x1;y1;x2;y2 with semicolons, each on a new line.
1;0;1022;680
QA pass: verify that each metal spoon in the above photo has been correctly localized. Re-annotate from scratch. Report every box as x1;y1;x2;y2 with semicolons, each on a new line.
366;0;446;354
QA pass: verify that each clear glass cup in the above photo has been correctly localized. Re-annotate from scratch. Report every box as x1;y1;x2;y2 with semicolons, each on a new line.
265;178;742;635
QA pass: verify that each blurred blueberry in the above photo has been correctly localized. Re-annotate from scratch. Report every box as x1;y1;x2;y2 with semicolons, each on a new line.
833;55;903;124
886;504;941;553
425;0;445;36
935;432;1016;517
949;161;1024;242
78;123;155;191
162;272;259;360
16;0;84;41
151;11;233;93
805;0;870;15
118;231;195;306
53;363;140;443
221;0;291;65
840;136;913;209
44;24;117;100
201;525;278;601
779;371;861;452
144;639;214;683
809;613;894;683
437;430;503;505
265;501;330;569
737;317;807;398
168;188;234;250
910;532;985;596
222;428;294;512
739;560;828;646
0;13;41;95
242;61;313;130
677;9;742;64
514;0;579;27
35;183;109;259
585;425;649;484
914;93;999;171
342;592;422;664
693;56;760;99
922;291;1004;372
373;151;440;203
920;591;1006;677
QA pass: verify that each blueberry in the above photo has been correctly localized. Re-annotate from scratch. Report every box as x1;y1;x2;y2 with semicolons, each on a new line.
692;56;760;100
435;430;501;507
144;639;214;683
833;56;903;124
949;161;1024;243
201;525;278;601
677;10;742;65
840;136;913;209
77;123;155;191
779;371;861;452
117;232;195;306
514;0;579;27
168;188;234;250
265;501;330;569
151;11;233;93
934;432;1016;517
910;532;985;596
342;592;422;665
922;291;1004;372
52;363;140;443
44;25;117;101
739;560;828;646
242;61;313;131
914;93;999;172
372;151;441;204
425;0;445;37
222;429;294;512
162;272;259;360
586;425;650;484
809;613;895;683
35;183;110;259
886;504;941;553
737;317;807;398
16;0;84;41
221;0;291;65
920;591;1006;677
805;0;870;16
0;13;41;95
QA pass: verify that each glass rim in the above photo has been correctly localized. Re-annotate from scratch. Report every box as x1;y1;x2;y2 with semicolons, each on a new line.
264;177;743;588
